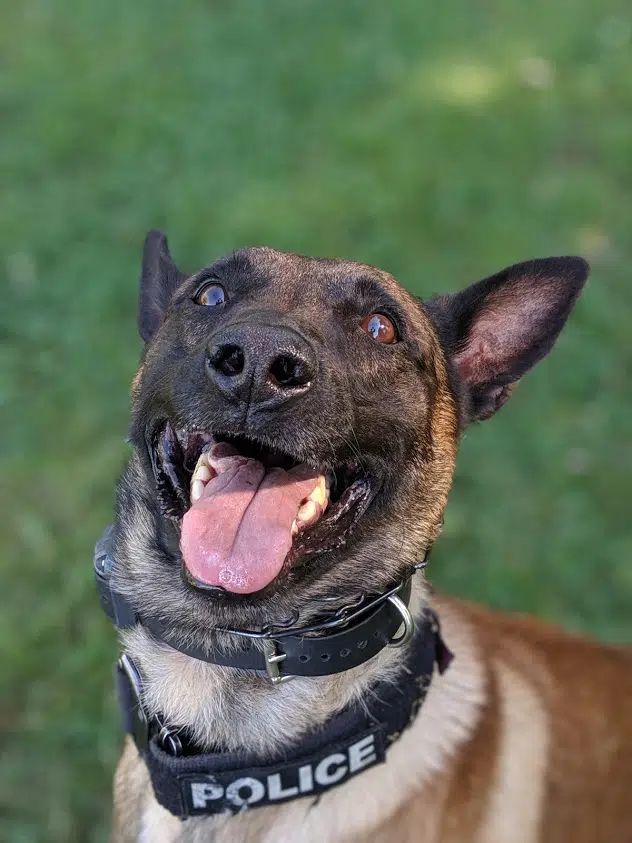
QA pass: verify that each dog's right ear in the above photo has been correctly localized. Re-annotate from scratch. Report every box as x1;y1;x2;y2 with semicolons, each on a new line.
138;230;186;343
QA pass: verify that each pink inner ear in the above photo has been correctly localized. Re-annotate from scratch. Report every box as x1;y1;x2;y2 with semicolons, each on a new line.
455;334;497;385
453;277;561;387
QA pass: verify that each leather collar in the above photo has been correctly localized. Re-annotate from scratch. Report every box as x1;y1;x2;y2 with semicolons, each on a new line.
94;524;453;818
114;609;450;818
95;524;429;682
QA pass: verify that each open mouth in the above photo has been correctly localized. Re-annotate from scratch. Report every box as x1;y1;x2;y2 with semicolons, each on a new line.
149;422;373;595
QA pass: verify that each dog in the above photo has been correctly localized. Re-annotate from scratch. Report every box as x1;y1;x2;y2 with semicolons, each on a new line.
104;232;632;843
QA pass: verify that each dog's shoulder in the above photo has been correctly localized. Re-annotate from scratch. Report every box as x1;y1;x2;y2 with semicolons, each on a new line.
437;592;632;693
429;594;632;843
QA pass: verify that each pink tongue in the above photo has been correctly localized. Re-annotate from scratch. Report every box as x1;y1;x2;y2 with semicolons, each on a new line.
180;450;319;594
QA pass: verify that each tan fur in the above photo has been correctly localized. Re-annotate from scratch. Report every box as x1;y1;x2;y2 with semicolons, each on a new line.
111;592;632;842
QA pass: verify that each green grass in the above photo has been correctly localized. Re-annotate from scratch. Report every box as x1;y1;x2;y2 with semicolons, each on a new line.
2;1;631;840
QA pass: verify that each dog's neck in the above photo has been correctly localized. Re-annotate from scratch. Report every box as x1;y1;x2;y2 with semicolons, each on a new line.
120;575;428;756
126;592;488;843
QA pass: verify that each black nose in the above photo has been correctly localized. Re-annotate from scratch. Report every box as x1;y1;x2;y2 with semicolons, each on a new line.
206;324;316;407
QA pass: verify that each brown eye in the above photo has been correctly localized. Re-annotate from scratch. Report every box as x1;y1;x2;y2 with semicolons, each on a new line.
195;282;226;306
360;313;397;344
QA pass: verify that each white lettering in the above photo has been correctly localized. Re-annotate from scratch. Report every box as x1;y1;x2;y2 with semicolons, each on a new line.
189;734;380;811
298;764;314;793
348;734;377;773
267;773;299;800
314;753;348;786
225;777;266;807
190;781;224;808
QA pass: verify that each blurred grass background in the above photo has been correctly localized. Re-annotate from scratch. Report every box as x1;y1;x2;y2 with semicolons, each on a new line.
2;0;631;840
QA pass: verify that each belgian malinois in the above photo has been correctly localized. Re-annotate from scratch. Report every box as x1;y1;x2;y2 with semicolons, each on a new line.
103;233;632;842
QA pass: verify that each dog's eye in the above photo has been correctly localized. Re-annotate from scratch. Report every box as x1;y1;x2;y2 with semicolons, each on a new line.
360;313;397;344
195;282;226;307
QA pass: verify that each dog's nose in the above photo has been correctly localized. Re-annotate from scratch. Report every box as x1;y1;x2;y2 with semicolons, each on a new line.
206;324;316;406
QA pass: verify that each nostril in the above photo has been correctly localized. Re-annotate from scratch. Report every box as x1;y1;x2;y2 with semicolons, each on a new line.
211;344;245;377
269;354;311;389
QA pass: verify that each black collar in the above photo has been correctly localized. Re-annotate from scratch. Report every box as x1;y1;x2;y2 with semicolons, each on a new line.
95;524;431;682
95;524;453;818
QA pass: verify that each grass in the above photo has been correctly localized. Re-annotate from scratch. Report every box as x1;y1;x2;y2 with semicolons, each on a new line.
2;1;631;840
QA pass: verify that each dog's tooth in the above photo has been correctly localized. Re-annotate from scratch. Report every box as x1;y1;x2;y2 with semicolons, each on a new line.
295;499;322;529
291;480;328;537
193;464;212;483
307;475;329;509
191;479;205;503
192;450;209;473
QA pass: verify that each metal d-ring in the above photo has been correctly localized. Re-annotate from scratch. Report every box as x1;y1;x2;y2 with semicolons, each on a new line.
386;594;415;648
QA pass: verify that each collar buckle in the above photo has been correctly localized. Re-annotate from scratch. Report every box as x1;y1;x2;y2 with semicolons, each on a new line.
262;640;295;685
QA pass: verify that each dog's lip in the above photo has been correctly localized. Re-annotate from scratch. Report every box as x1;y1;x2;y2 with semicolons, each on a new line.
147;420;376;591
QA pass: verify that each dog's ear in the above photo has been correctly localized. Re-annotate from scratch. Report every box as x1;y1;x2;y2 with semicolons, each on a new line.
138;230;186;343
426;257;589;422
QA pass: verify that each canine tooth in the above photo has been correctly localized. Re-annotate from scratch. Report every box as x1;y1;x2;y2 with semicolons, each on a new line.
307;475;329;509
192;450;209;472
193;464;212;483
191;479;205;503
295;499;322;528
291;484;327;536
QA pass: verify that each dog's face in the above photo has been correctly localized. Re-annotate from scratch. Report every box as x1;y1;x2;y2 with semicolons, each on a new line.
115;234;588;636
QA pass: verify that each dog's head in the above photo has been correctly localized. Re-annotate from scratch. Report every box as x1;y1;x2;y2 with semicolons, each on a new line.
116;233;588;634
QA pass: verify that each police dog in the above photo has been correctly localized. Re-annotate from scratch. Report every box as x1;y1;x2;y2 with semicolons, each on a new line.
109;233;632;843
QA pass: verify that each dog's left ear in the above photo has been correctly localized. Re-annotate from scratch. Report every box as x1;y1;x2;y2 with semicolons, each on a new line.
138;230;186;343
426;257;589;422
